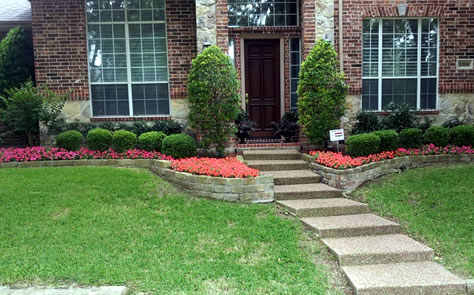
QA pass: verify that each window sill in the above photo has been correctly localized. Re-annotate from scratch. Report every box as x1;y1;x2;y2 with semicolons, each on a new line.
228;26;301;32
90;116;171;122
374;110;440;116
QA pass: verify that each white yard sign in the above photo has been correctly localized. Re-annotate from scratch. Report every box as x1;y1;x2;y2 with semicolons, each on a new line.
329;129;345;142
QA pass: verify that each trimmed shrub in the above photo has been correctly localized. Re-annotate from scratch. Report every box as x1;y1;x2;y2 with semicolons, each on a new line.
152;120;184;135
0;27;34;98
55;130;83;151
162;134;197;159
372;130;399;152
188;45;240;157
423;126;450;147
86;128;113;151
139;131;166;152
352;112;382;135
112;130;137;152
450;125;474;147
297;40;347;147
346;133;381;157
399;128;423;149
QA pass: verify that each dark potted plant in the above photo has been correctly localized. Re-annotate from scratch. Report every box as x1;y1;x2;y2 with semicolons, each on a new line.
235;108;256;144
272;111;299;142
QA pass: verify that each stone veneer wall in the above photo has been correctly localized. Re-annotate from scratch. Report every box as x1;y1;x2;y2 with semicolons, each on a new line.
0;159;274;203
302;153;474;193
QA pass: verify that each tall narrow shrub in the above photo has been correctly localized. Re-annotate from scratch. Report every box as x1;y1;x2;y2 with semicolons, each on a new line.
187;45;240;157
297;40;348;147
0;27;34;98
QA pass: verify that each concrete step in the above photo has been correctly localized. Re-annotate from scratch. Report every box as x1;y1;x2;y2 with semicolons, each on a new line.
277;198;370;218
262;170;321;185
274;183;343;200
242;149;302;161
342;262;467;295
246;160;308;171
322;234;434;266
301;214;401;238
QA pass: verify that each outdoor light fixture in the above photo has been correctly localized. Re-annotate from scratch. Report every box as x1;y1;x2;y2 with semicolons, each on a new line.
397;3;408;16
202;41;212;50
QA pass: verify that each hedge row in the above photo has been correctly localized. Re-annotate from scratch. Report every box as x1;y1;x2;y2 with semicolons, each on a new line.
55;129;197;159
346;125;474;157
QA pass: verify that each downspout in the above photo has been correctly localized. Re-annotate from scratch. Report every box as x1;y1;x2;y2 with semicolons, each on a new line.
338;0;343;72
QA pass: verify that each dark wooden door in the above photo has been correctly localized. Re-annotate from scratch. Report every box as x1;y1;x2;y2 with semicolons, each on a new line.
245;39;280;138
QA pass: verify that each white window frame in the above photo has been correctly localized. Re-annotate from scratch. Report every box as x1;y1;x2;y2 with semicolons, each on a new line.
228;0;299;28
362;18;440;112
85;1;171;118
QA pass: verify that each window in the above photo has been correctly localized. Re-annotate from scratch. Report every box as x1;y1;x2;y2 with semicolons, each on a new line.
86;0;170;117
289;38;301;111
362;18;438;111
228;0;298;27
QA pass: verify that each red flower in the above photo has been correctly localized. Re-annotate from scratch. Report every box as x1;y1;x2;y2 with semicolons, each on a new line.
171;157;259;178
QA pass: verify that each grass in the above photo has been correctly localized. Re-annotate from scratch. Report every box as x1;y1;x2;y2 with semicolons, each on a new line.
0;167;340;294
353;164;474;277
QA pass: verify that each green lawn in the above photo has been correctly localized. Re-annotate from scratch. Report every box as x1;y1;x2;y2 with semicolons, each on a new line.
353;164;474;277
0;167;339;294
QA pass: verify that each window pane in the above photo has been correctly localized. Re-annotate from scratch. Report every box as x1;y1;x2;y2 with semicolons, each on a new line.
362;79;378;110
228;0;298;27
132;84;169;115
382;79;417;109
420;78;437;109
289;38;300;111
91;85;129;117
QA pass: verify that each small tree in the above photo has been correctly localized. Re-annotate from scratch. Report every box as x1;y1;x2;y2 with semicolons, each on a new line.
297;40;347;147
0;82;66;146
187;45;240;157
0;27;34;100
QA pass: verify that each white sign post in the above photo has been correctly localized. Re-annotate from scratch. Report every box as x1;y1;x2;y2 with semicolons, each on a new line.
329;129;345;152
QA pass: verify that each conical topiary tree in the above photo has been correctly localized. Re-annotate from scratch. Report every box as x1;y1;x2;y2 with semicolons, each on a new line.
297;40;347;147
187;45;240;157
0;27;34;97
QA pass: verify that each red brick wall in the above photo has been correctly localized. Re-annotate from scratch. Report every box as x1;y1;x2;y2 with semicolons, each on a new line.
31;0;89;101
216;0;229;51
31;0;197;103
301;0;316;57
334;0;474;95
167;0;197;100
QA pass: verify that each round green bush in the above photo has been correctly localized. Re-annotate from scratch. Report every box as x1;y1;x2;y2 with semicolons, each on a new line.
55;130;83;151
112;130;137;153
399;128;423;149
423;126;450;147
450;125;474;147
372;130;399;152
162;134;197;159
86;128;113;151
346;133;381;157
138;131;166;152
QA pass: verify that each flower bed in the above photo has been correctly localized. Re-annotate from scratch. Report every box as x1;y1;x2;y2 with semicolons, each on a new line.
309;144;474;170
171;157;259;178
0;147;174;163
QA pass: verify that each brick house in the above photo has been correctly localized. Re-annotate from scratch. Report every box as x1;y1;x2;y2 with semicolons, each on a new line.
29;0;473;139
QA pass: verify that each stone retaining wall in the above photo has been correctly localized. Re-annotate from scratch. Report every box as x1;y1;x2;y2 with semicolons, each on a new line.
303;154;474;193
0;159;274;203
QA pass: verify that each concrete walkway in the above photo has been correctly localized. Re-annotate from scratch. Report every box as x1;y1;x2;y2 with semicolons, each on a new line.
0;287;128;295
244;149;469;295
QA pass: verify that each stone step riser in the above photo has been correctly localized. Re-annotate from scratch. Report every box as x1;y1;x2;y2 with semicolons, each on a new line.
273;176;321;186
284;205;370;218
243;154;302;161
304;223;402;239
248;163;308;171
330;250;434;266
275;190;343;200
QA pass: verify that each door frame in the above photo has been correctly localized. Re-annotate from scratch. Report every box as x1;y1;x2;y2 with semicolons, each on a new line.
239;34;285;120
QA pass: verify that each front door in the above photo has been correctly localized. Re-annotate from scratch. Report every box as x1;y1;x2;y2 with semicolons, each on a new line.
245;39;281;138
